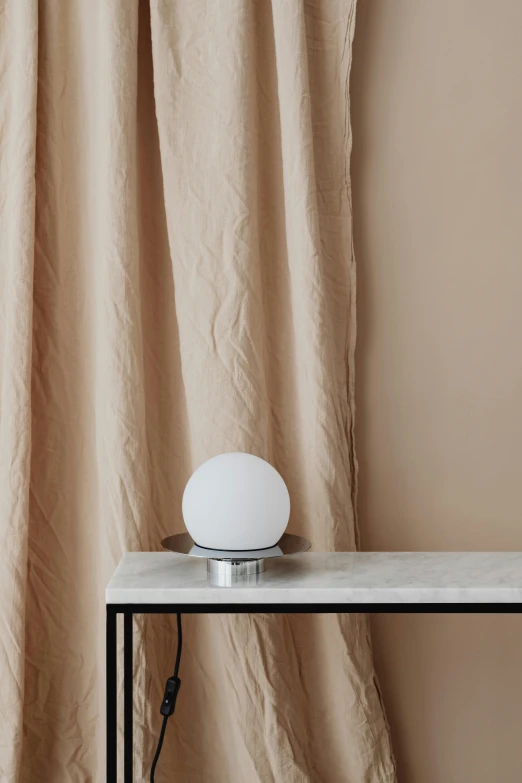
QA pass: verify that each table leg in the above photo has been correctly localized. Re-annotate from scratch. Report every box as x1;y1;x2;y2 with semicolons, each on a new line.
106;606;117;782
124;611;133;782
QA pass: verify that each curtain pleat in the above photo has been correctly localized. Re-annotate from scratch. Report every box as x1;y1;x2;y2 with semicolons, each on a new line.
0;0;396;780
0;1;38;779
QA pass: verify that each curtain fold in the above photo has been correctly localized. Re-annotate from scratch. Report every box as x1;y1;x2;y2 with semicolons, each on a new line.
0;1;38;779
0;0;396;780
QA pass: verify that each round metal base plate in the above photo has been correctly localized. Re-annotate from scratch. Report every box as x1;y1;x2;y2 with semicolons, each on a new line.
161;532;311;587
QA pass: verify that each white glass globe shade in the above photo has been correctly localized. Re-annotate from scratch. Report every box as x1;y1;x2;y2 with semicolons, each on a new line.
182;452;290;551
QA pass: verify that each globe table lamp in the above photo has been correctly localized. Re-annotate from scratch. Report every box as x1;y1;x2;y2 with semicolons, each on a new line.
182;452;290;550
162;452;310;585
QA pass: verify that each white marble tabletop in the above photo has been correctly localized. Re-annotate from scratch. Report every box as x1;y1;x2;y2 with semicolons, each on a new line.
106;552;522;605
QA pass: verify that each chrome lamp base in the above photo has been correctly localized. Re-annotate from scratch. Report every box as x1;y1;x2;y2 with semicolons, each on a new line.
161;532;311;587
207;557;265;586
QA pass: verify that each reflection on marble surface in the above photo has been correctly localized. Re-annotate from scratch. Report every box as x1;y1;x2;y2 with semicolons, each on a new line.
106;551;522;604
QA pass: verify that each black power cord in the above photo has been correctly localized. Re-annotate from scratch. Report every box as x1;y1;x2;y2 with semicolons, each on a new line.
150;613;182;782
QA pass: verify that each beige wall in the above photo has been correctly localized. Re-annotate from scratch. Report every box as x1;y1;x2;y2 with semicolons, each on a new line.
351;1;522;781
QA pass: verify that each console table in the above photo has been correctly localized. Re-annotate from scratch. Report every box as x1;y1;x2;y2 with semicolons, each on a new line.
106;551;522;782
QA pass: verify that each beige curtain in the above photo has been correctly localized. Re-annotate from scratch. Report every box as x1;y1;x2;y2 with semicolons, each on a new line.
0;0;396;780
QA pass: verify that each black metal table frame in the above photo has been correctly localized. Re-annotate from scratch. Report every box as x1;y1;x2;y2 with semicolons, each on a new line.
106;603;519;782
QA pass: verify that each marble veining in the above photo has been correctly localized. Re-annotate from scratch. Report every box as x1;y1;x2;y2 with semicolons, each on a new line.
106;552;522;604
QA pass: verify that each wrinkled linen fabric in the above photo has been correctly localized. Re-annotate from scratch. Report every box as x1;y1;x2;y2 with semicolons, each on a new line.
0;0;396;781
